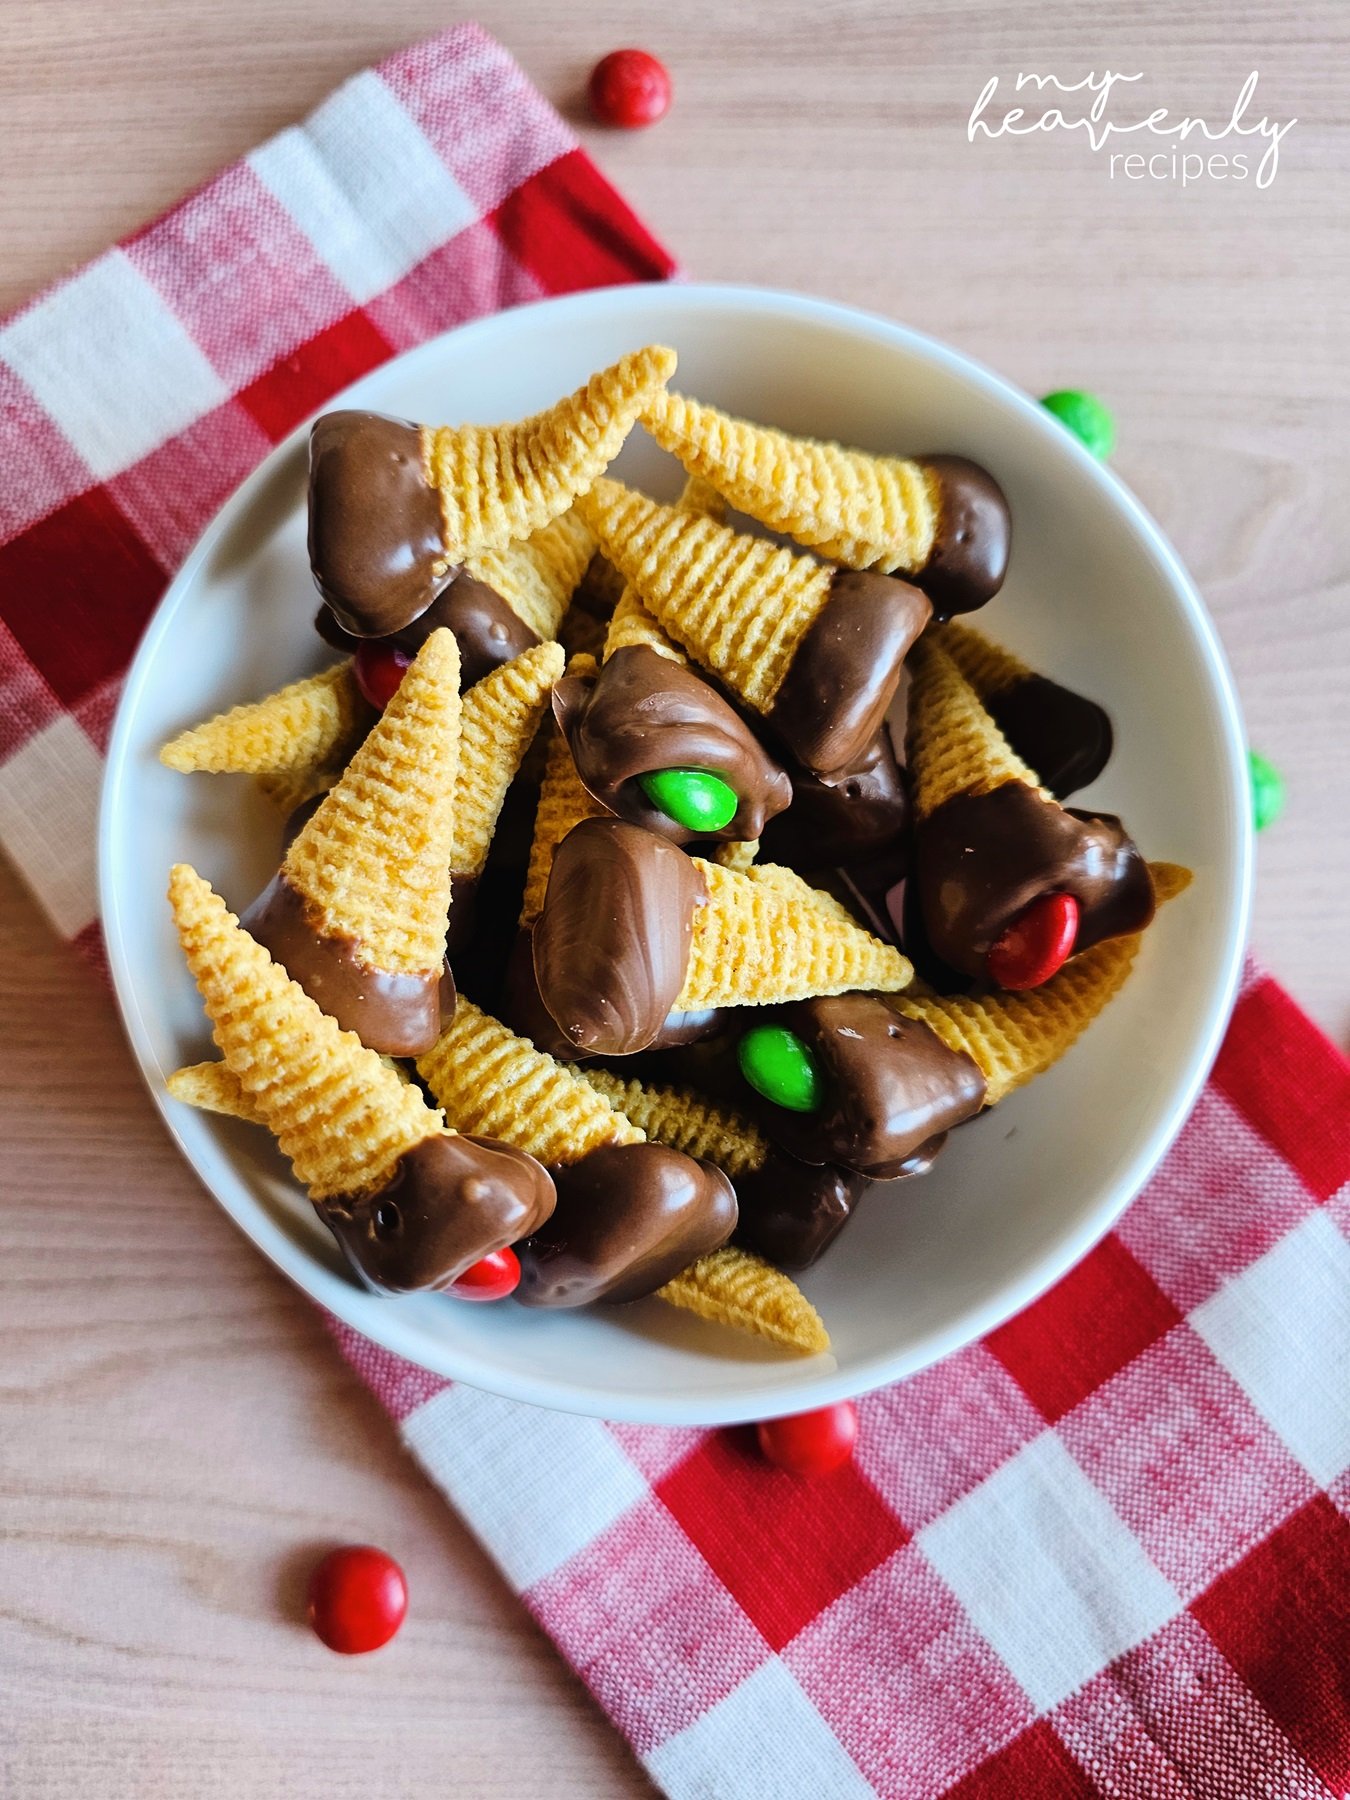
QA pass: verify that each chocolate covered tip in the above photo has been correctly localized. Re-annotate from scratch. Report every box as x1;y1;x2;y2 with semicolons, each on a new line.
241;871;444;1057
733;1153;867;1270
516;1141;737;1307
986;675;1113;800
317;1131;555;1295
758;728;911;874
768;571;931;779
553;645;792;843
308;411;454;639
918;456;1011;617
532;817;707;1055
504;926;723;1059
915;784;1155;977
751;994;986;1177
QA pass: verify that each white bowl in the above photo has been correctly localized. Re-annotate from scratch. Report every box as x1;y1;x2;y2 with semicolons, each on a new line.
100;284;1251;1425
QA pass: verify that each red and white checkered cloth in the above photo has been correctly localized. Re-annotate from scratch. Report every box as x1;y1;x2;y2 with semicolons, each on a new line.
3;25;1350;1798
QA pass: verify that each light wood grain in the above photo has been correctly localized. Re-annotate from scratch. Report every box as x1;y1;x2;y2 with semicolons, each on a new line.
2;3;1347;1793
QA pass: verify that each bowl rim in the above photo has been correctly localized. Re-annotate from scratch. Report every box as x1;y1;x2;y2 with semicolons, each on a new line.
99;280;1253;1424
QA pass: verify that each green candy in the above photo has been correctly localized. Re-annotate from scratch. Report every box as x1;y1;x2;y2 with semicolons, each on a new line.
638;767;739;833
1249;749;1285;833
1040;389;1116;461
738;1025;822;1114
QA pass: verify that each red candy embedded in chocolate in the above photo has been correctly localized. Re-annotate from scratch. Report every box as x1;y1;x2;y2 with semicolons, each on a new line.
307;1545;408;1654
587;49;672;127
448;1245;521;1302
756;1402;859;1476
987;891;1080;990
354;640;413;711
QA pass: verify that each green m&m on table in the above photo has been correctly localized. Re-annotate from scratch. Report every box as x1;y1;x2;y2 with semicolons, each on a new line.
738;1025;822;1113
1040;389;1115;461
638;767;739;833
1249;749;1285;833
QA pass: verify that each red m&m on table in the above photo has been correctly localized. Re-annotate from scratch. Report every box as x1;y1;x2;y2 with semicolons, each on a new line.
587;49;672;129
307;1545;408;1654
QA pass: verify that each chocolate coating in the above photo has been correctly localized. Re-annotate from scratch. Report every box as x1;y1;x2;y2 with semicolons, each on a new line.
316;1131;555;1295
917;783;1156;977
918;456;1012;617
985;675;1113;800
242;871;447;1057
314;604;363;655
751;995;986;1176
313;572;539;689
503;928;721;1059
308;412;452;638
758;729;910;877
733;1154;868;1270
391;572;540;687
515;1142;737;1307
768;572;931;779
532;818;708;1055
554;644;792;843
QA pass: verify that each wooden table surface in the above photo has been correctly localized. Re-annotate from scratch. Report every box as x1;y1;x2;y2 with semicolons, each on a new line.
2;3;1346;1794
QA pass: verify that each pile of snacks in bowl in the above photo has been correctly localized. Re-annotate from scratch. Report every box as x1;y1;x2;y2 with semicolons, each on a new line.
161;345;1187;1358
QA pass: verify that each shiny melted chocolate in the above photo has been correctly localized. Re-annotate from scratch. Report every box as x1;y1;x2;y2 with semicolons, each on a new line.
553;644;791;843
916;781;1155;977
758;729;911;875
918;456;1012;617
503;927;721;1060
531;818;708;1055
314;573;540;690
308;412;452;638
391;573;540;686
515;1142;737;1307
921;781;1152;979
242;871;446;1057
316;1131;555;1295
985;675;1113;800
733;1155;868;1270
768;571;931;779
753;994;986;1176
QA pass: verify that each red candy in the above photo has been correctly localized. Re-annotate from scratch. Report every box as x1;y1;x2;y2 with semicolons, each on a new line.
448;1245;521;1302
987;890;1080;990
587;49;672;129
307;1545;408;1654
756;1402;858;1476
353;640;413;711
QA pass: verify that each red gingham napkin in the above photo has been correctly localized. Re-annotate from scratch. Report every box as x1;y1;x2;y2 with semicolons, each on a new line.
3;26;1350;1797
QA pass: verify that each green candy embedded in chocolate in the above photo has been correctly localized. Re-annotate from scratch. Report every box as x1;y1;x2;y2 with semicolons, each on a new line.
738;1025;822;1114
1249;749;1285;833
1040;389;1115;461
638;767;739;833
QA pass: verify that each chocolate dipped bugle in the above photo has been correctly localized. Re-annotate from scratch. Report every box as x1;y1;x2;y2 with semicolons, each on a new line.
242;629;464;1055
905;638;1153;981
531;817;911;1056
167;865;554;1295
553;643;791;844
736;994;987;1177
934;620;1113;798
307;347;675;638
578;479;932;779
580;1058;878;1271
640;390;1011;614
415;999;735;1306
516;1143;736;1307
